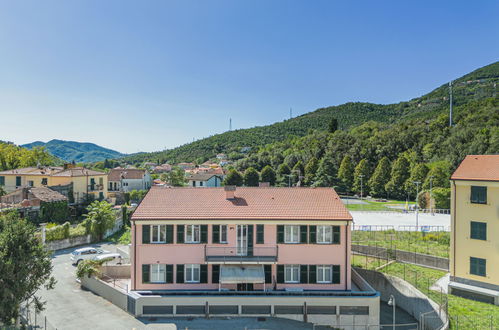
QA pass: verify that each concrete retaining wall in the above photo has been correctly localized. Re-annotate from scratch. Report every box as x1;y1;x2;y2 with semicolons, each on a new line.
46;235;92;251
81;276;128;311
352;244;449;271
355;268;448;330
102;265;131;278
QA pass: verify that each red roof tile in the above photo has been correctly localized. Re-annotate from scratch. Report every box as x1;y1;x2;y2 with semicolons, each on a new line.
451;155;499;182
131;187;352;221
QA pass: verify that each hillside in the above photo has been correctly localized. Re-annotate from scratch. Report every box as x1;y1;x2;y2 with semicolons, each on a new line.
121;61;499;165
22;139;125;163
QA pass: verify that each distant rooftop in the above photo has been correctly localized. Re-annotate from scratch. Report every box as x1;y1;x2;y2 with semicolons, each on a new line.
108;168;146;181
451;155;499;182
0;166;106;177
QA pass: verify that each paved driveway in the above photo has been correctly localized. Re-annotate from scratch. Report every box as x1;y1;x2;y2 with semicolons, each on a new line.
36;243;319;330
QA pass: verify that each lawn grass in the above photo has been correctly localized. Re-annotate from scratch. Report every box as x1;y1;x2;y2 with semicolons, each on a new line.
353;255;499;329
352;230;450;258
105;226;131;244
345;202;396;211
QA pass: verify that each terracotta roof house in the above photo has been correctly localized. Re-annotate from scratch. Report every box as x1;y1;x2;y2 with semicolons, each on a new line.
108;168;152;193
187;173;223;188
128;186;379;326
449;155;499;305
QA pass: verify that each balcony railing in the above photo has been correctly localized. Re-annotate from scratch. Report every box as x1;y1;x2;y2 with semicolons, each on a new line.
204;246;278;263
88;184;104;192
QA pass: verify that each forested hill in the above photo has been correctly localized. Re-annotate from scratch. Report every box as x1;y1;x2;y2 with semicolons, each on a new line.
121;61;498;165
22;139;125;163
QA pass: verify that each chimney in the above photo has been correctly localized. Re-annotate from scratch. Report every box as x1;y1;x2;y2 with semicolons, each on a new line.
224;185;236;200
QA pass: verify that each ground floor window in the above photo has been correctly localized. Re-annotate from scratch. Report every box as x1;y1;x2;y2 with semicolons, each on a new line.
470;257;486;277
185;264;200;283
317;265;332;283
285;265;300;283
151;264;166;283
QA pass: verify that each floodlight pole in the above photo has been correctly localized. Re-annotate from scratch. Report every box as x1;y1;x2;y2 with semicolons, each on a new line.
414;181;421;230
359;174;365;200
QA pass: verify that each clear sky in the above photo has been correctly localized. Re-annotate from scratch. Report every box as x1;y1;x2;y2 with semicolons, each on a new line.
0;1;497;154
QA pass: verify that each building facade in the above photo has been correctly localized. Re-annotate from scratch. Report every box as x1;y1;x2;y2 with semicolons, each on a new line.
0;165;108;203
187;173;223;187
108;168;152;193
129;186;379;327
449;155;499;305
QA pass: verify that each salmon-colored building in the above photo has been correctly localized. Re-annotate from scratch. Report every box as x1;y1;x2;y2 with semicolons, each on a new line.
129;186;379;327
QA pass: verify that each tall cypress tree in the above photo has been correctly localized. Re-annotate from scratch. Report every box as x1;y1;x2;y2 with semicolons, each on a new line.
368;157;391;197
313;153;337;187
385;155;410;200
352;159;370;195
338;155;354;192
304;157;319;186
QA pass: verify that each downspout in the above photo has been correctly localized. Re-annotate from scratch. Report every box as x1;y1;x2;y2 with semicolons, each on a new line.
345;222;349;290
452;180;456;279
133;220;136;291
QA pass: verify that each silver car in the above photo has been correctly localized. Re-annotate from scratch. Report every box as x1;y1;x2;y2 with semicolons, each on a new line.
70;247;108;265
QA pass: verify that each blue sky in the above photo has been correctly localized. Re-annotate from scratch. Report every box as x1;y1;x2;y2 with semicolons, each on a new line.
0;1;497;154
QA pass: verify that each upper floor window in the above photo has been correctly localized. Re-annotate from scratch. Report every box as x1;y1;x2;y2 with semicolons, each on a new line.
317;226;332;244
16;176;21;186
186;225;201;243
284;265;300;283
151;264;166;283
470;186;487;204
28;180;34;187
470;257;486;277
185;264;200;283
219;225;227;243
199;181;204;187
151;225;167;243
470;221;487;241
285;225;300;243
41;178;48;185
0;176;4;186
317;265;332;283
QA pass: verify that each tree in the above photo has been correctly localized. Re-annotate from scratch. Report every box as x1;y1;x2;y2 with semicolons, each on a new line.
277;163;291;176
243;167;260;187
338;155;355;192
404;163;429;197
304;157;319;186
423;161;451;189
385;155;410;200
368;157;391;197
223;169;244;186
85;201;116;241
352;159;370;195
313;153;338;187
291;161;304;185
166;166;186;187
0;211;56;325
260;165;276;186
328;117;338;133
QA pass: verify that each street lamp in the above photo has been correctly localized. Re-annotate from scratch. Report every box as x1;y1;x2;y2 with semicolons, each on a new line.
388;295;396;330
429;175;434;215
359;174;365;200
413;181;421;230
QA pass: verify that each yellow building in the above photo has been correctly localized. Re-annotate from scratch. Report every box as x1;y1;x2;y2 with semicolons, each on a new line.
449;155;499;305
0;165;108;204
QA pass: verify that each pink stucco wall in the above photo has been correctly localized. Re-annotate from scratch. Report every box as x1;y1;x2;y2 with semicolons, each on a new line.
131;222;351;291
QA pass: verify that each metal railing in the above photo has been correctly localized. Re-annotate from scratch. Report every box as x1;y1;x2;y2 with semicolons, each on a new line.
204;246;278;263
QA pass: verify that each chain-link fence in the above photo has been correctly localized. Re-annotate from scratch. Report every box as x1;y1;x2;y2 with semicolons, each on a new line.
18;303;58;330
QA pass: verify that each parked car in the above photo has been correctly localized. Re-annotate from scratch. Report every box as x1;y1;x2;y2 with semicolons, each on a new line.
70;247;108;265
92;253;123;265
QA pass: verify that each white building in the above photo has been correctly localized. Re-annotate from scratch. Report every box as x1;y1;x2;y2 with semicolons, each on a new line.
108;168;152;193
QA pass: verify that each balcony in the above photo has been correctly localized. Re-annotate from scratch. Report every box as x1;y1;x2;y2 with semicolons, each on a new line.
88;184;104;192
204;246;278;264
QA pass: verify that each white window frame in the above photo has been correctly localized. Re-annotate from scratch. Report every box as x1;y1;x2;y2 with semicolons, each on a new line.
151;225;166;243
317;225;332;244
284;265;300;283
185;225;201;243
317;265;332;283
219;225;228;243
284;225;300;243
185;264;200;283
150;264;166;283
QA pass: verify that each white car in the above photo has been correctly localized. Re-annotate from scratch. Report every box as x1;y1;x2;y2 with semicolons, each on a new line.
92;253;123;265
70;247;108;265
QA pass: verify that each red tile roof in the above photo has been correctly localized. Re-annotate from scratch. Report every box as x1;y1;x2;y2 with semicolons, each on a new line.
131;187;352;221
451;155;499;182
108;168;146;181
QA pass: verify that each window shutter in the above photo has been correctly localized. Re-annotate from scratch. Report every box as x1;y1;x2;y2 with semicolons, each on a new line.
277;265;285;283
308;265;317;284
200;265;208;283
142;264;150;283
142;225;150;244
212;265;220;284
300;226;308;244
256;224;264;244
200;225;208;243
176;264;184;283
166;265;174;283
165;225;173;244
333;226;341;244
247;225;254;256
277;225;285;243
332;265;341;284
212;225;220;244
300;265;308;283
309;226;317;244
264;265;272;284
177;225;184;243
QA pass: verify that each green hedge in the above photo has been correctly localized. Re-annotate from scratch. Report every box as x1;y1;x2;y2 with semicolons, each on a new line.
45;221;90;242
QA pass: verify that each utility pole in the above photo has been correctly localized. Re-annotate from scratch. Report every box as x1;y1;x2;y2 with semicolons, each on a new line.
290;108;293;119
449;81;453;127
413;181;421;229
429;175;434;215
359;175;365;200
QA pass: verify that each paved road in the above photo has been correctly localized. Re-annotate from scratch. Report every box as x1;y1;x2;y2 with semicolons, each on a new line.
36;243;322;330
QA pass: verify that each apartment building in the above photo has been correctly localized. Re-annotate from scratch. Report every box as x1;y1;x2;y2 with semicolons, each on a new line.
449;155;499;304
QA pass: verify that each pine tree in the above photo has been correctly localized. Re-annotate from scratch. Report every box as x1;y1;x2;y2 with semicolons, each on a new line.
352;159;370;195
385;155;410;200
223;169;244;186
260;165;276;186
368;157;391;197
338;155;354;192
328;117;338;133
313;153;337;187
243;167;260;187
304;157;319;186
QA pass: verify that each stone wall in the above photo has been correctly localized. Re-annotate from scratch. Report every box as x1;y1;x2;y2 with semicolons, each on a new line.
81;276;128;311
355;267;448;330
352;244;449;270
46;234;92;251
